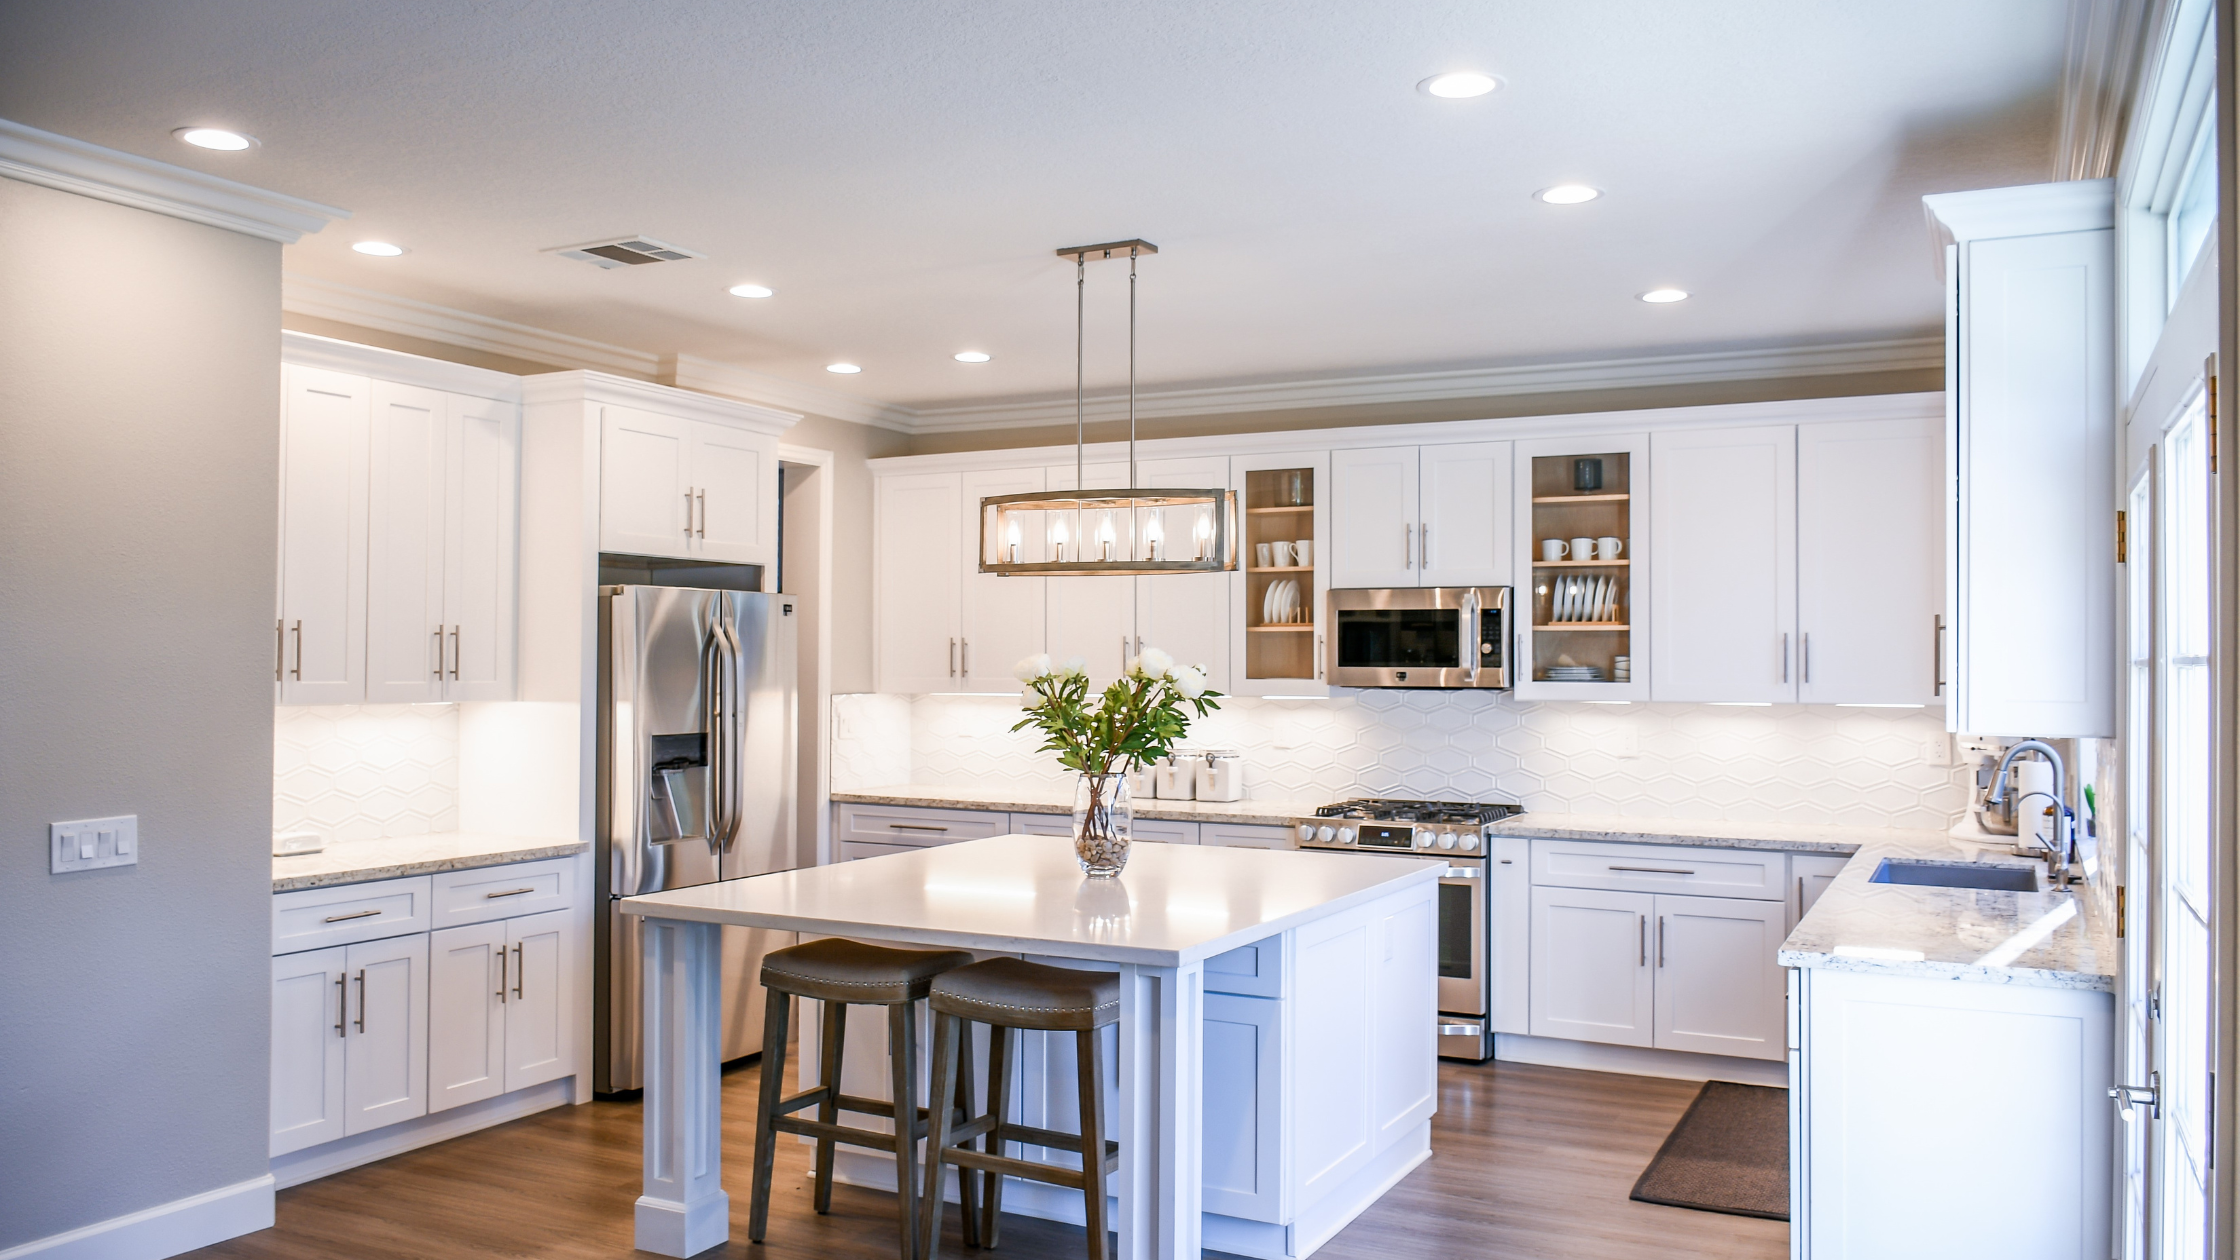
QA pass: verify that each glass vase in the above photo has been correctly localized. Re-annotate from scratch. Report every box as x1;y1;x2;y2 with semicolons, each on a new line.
1072;771;1133;877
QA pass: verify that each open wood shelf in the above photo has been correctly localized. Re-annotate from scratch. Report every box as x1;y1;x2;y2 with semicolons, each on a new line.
1248;624;1315;633
1534;559;1629;568
1532;493;1631;504
1246;564;1315;573
1534;622;1629;631
1247;505;1315;515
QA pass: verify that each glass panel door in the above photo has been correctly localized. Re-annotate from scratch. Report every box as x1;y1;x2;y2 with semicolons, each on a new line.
2120;467;2153;1258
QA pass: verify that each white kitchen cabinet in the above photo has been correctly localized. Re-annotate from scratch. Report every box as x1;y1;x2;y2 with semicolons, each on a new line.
1200;822;1295;850
1007;811;1072;838
278;365;371;704
1230;450;1333;698
1488;833;1531;1035
1130;818;1199;845
1329;447;1420;588
874;472;964;693
1528;885;1655;1048
599;405;778;567
690;419;774;565
1329;443;1512;590
271;945;350;1156
1925;181;2116;737
1045;461;1137;685
428;920;507;1113
1796;417;1943;705
1512;433;1650;701
835;802;1011;848
1649;894;1787;1061
1648;425;1797;704
342;932;429;1137
960;467;1046;690
1202;993;1282;1223
501;908;575;1090
445;393;519;700
1134;455;1232;692
1792;853;1850;927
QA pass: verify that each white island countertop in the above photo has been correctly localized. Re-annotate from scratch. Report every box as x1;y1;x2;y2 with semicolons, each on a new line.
272;830;587;892
830;783;1324;828
620;831;1443;965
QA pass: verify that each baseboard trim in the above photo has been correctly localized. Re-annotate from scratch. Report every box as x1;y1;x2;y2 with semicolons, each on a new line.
0;1175;274;1260
1494;1033;1790;1087
269;1076;577;1189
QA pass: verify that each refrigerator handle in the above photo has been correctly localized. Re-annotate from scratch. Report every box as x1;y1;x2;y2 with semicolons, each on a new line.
702;618;728;858
708;612;746;857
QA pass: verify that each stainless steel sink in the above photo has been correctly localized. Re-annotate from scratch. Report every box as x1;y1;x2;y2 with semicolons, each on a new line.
1870;858;2040;892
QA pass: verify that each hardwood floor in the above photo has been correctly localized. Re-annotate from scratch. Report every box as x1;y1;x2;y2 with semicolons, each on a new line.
188;1056;1786;1260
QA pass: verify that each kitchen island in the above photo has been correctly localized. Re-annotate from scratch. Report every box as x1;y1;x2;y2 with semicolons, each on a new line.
619;833;1444;1260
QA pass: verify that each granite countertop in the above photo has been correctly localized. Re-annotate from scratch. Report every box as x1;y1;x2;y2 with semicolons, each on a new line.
1484;811;1949;855
273;831;588;892
831;784;1323;828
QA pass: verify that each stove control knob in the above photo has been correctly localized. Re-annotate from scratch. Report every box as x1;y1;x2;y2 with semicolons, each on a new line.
1459;834;1481;852
1316;825;1337;844
1337;827;1356;845
1415;831;1435;850
1296;823;1315;842
1438;832;1458;850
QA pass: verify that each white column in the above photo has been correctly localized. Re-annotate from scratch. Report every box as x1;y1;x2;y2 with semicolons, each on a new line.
1114;959;1205;1260
635;916;730;1257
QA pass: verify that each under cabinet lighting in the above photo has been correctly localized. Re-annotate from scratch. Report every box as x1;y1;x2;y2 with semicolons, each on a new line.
175;127;255;150
826;363;862;374
1709;701;1772;707
1420;72;1501;99
728;284;774;298
1836;703;1927;709
352;241;405;257
1585;700;1633;705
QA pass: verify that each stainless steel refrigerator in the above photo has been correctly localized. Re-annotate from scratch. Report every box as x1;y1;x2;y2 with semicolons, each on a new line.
595;585;797;1096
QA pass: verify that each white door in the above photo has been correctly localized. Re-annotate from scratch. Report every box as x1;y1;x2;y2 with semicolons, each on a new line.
2119;464;2154;1258
504;908;574;1090
1329;446;1420;588
270;946;348;1156
427;921;506;1113
443;392;517;701
1797;417;1942;704
959;467;1046;692
874;472;962;693
1135;455;1231;691
278;365;369;704
1528;885;1654;1047
1201;993;1282;1223
1650;894;1787;1060
364;381;447;704
342;932;429;1136
1045;461;1136;685
600;405;691;559
1417;441;1512;588
691;420;775;566
1649;425;1797;703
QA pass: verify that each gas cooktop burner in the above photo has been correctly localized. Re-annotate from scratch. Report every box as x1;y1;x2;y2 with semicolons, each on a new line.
1314;797;1524;825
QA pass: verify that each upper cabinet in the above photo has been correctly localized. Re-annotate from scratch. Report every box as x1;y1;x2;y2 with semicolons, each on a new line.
1926;181;2116;736
1648;426;1796;704
599;406;775;567
279;366;372;704
874;471;967;694
1231;451;1330;698
1796;417;1943;705
1328;443;1512;590
1514;434;1648;701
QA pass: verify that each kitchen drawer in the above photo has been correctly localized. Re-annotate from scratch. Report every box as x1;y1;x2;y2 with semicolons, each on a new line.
1133;818;1199;845
1205;934;1282;998
1529;839;1785;902
1200;823;1295;850
1009;811;1072;837
274;876;434;955
839;840;919;863
430;857;576;930
836;803;1011;848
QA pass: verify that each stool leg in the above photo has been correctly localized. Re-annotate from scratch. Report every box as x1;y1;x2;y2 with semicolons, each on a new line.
954;1022;981;1249
921;1012;962;1260
889;999;922;1260
747;986;791;1242
814;997;847;1214
1076;1029;1109;1260
982;1024;1013;1249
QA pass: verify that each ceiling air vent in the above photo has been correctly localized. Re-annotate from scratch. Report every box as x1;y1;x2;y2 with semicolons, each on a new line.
546;236;705;269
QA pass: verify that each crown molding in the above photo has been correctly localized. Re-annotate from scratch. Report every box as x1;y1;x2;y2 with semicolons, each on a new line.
0;117;347;243
1923;178;2116;250
281;272;662;377
2056;0;2153;182
659;353;916;432
281;329;524;401
521;370;802;435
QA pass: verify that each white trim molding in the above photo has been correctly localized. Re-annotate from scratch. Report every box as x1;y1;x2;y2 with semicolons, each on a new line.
283;272;662;377
0;1175;275;1260
0;118;345;243
281;329;524;401
1924;178;2117;250
521;370;803;435
2056;0;2154;182
663;353;916;433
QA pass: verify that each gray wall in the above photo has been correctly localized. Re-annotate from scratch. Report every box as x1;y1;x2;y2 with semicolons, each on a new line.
0;178;279;1245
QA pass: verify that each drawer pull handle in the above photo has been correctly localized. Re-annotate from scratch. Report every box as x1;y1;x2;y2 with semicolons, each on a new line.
324;909;381;923
513;942;525;1000
497;943;508;1004
354;970;367;1032
484;887;536;899
1608;865;1695;876
335;974;347;1038
888;824;950;832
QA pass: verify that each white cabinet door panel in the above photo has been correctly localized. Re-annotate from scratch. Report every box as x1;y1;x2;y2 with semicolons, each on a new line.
365;381;446;703
1652;894;1787;1061
1649;425;1797;703
1292;913;1375;1200
1135;455;1231;692
874;472;963;693
600;406;691;559
1792;853;1850;928
445;393;517;700
427;921;506;1113
959;467;1045;692
1044;462;1136;685
1330;446;1419;588
1418;440;1513;588
691;420;774;566
270;946;349;1156
1795;417;1942;705
1529;885;1654;1047
1488;833;1531;1035
1370;890;1439;1145
1202;993;1282;1223
504;908;574;1090
1008;812;1072;837
342;933;429;1136
279;366;370;703
1130;818;1199;845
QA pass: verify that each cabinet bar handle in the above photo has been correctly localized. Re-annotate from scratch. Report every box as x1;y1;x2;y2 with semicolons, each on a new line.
449;625;461;680
335;974;347;1037
484;887;535;899
1657;915;1666;967
291;621;303;680
1802;632;1810;685
496;943;508;1003
684;488;695;537
1639;914;1647;966
324;908;380;922
1798;876;1806;917
696;489;707;538
512;942;524;1000
277;620;286;682
353;970;367;1032
1608;865;1695;876
1421;523;1429;567
1781;632;1790;683
962;638;971;678
1933;614;1946;695
888;823;949;832
1404;523;1413;568
432;626;444;679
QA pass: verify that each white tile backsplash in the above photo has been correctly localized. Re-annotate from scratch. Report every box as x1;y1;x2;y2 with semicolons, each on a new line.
835;690;1971;830
274;704;460;842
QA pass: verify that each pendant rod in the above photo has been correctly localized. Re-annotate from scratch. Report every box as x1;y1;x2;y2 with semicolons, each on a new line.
1128;246;1138;492
1075;253;1085;494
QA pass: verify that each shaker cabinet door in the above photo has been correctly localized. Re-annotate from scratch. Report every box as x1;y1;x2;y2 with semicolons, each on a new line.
342;933;430;1136
1650;894;1788;1061
874;472;963;693
1648;425;1797;703
600;406;692;559
1329;446;1420;588
1529;886;1655;1048
690;419;775;567
444;392;518;700
1133;454;1232;692
959;467;1046;692
278;366;370;704
365;381;448;704
270;946;349;1156
1417;440;1513;588
504;909;575;1091
1796;417;1942;705
427;921;507;1113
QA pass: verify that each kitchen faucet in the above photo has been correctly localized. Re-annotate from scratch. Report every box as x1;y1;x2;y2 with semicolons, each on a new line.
1984;740;2074;886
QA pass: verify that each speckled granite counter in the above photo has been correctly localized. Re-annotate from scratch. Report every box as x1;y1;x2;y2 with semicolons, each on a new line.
1484;811;1944;855
830;784;1323;828
273;831;587;892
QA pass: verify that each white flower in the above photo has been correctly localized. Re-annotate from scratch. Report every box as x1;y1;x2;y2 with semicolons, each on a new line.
1013;653;1054;683
1170;665;1207;698
1059;656;1088;678
1134;646;1174;679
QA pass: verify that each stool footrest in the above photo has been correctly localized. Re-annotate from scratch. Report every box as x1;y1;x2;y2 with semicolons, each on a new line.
941;1146;1093;1190
991;1121;1121;1166
774;1114;915;1153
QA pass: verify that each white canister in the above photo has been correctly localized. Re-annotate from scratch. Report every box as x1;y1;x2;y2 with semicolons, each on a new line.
1194;749;1245;802
1126;762;1158;798
2011;759;2057;853
1154;754;1197;801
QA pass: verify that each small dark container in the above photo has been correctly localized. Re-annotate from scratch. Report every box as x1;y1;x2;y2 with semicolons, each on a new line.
1573;458;1604;492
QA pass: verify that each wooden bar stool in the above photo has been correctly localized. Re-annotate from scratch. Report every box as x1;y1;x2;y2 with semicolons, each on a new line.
919;957;1122;1260
748;937;980;1259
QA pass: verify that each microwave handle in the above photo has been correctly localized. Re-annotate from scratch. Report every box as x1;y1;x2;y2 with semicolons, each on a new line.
1461;589;1480;683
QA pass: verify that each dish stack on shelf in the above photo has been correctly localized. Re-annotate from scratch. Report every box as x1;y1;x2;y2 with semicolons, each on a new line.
1544;664;1605;682
1529;452;1632;685
1260;578;1304;624
1547;574;1619;623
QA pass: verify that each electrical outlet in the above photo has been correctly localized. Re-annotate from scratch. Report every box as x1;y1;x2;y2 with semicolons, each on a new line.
1610;728;1640;758
1922;736;1952;767
51;815;137;873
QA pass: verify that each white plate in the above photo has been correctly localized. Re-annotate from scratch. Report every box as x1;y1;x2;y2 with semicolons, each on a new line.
1281;579;1298;623
1262;582;1276;624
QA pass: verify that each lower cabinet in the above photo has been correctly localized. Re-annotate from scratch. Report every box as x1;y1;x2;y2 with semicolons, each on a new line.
1201;992;1281;1222
1792;852;1849;927
1527;884;1787;1061
428;908;576;1112
271;933;431;1157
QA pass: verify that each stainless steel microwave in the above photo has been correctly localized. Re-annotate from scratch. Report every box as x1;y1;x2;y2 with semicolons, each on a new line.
1327;586;1510;689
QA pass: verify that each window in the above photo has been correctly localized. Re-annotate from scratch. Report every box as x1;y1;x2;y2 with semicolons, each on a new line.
2167;105;2218;309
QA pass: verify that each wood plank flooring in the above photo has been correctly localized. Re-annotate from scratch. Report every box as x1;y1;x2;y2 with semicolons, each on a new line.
187;1056;1786;1260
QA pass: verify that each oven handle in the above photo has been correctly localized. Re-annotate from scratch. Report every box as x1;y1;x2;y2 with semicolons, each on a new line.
1441;865;1482;879
1461;589;1481;683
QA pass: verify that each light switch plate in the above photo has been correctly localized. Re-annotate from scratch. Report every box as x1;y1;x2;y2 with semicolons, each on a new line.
51;815;137;873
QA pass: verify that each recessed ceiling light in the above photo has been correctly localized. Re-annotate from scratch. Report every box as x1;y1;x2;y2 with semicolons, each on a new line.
1639;288;1690;304
351;241;405;257
728;284;773;298
174;127;256;151
826;362;862;374
1536;184;1601;205
1420;72;1501;99
954;351;991;363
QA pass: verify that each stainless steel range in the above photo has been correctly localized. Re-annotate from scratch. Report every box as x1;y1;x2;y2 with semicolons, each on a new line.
1292;798;1521;1061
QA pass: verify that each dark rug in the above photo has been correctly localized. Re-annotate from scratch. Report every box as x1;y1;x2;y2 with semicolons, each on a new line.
1628;1080;1789;1221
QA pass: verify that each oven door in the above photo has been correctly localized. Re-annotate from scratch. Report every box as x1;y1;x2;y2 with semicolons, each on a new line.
1328;586;1508;688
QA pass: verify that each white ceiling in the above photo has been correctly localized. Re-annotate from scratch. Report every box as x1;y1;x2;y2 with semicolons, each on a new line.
1;1;2070;413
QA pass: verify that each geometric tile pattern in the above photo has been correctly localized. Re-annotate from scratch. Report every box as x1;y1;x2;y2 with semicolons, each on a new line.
273;704;460;843
835;691;1975;831
830;692;915;794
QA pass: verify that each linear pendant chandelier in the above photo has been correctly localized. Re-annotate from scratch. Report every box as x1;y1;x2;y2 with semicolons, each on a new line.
977;239;1238;577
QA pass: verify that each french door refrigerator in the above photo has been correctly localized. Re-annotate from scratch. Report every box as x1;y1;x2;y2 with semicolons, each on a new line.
595;585;797;1095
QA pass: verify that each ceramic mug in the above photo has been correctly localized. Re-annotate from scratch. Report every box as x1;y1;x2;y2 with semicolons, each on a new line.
1570;537;1595;562
1293;539;1312;566
1270;540;1295;566
1597;536;1624;561
1541;538;1569;562
1255;542;1272;568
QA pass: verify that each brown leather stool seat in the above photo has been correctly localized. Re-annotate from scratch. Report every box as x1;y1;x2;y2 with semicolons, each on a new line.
748;938;978;1260
920;958;1124;1260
